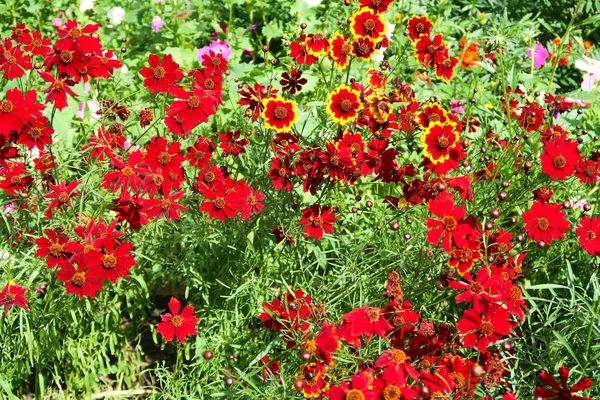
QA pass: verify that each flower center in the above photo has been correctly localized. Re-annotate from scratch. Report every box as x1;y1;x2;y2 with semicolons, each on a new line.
449;372;466;389
11;175;22;185
537;217;549;230
553;155;566;169
153;66;166;79
459;249;473;263
102;255;117;269
161;199;172;209
274;106;288;119
364;19;376;31
346;389;365;400
367;308;380;322
509;286;522;300
211;56;222;67
122;167;133;177
525;114;536;125
470;282;484;294
100;56;108;65
205;172;215;182
312;216;324;227
479;321;494;336
247;195;257;206
14;28;23;36
49;243;64;257
187;96;200;108
437;136;450;149
215;198;225;209
331;155;340;166
441;215;457;231
1;101;14;113
52;80;64;91
58;192;70;203
557;389;572;400
194;151;205;160
28;127;42;139
415;22;425;33
152;174;164;186
585;165;597;177
588;231;597;240
68;28;82;39
4;292;15;302
427;113;441;122
71;272;86;287
340;99;353;112
32;38;42;47
382;385;401;400
171;315;183;327
7;56;17;65
60;51;73;63
427;44;437;53
390;349;407;363
158;152;171;165
357;43;369;55
278;168;287;177
203;78;215;90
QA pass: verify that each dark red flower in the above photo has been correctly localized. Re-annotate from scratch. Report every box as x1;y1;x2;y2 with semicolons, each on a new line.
34;229;70;268
425;193;472;253
156;297;199;344
145;189;188;222
17;116;53;150
326;371;377;400
55;20;102;55
534;365;593;400
11;24;32;45
39;72;78;111
415;34;448;68
85;235;136;283
43;180;81;220
268;157;294;191
337;306;393;342
299;204;336;241
218;130;249;156
456;303;512;353
198;181;238;222
0;40;32;80
280;66;307;94
0;88;45;137
0;281;29;315
24;30;51;56
55;259;103;299
406;15;433;41
144;136;184;176
574;159;598;185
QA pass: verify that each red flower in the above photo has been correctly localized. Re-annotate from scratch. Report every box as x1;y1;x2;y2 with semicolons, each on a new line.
24;30;51;56
0;162;33;195
303;321;340;366
448;266;500;312
289;35;317;66
55;259;103;299
156;297;199;344
359;0;394;13
321;141;353;182
43;180;81;220
0;88;45;136
164;88;220;136
198;181;238;222
374;349;419;381
415;34;448;68
417;102;449;128
294;362;329;398
35;229;70;268
533;186;553;203
268;157;294;191
420;121;459;165
518;101;546;132
435;57;458;81
17;116;53;150
306;33;330;57
352;37;377;60
299;204;336;241
55;20;102;55
110;192;149;230
144;136;184;175
101;151;146;194
232;180;264;222
373;366;420;400
425;193;472;253
456;303;512;352
262;97;298;133
349;9;387;43
0;40;32;80
540;137;581;180
139;54;183;94
338;306;393;342
326;84;364;125
43;48;87;80
326;371;377;400
85;235;136;283
0;281;29;315
406;15;433;41
145;190;188;222
447;238;482;276
238;83;278;120
11;24;32;44
575;159;599;185
329;33;352;70
39;72;78;111
535;365;593;400
200;50;227;76
522;201;570;245
218;130;249;156
576;215;600;256
186;137;214;168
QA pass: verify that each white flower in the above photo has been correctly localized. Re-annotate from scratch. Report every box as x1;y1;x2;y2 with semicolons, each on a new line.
107;7;126;25
372;23;395;62
80;0;95;13
120;64;129;74
303;0;322;7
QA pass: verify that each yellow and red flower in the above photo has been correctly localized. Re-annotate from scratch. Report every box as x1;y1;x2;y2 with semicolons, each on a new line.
415;34;448;68
306;32;329;57
417;102;449;128
293;362;330;398
329;32;352;70
326;84;364;125
352;37;377;60
406;15;433;41
349;8;387;43
366;68;387;91
262;97;298;133
420;121;459;165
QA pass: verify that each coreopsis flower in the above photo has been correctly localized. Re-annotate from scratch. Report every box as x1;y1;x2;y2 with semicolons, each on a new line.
499;281;528;321
337;306;393;342
420;121;460;165
303;321;340;366
164;88;220;136
200;50;228;76
425;193;472;253
198;181;238;222
56;259;103;299
110;192;149;230
268;156;294;191
415;34;448;68
417;102;449;128
156;297;199;344
44;48;88;79
525;42;549;68
522;201;570;245
0;162;33;195
144;136;184;175
448;266;500;312
419;368;454;398
271;132;300;156
43;180;81;220
186;137;214;168
280;67;307;95
0;40;32;80
372;366;420;400
456;303;512;352
39;72;78;111
35;229;70;268
349;8;387;43
321;141;353;181
435;57;458;81
218;130;248;156
289;34;317;66
86;235;136;283
294;362;330;398
359;0;394;13
0;281;29;315
374;349;419;381
329;32;352;70
533;186;553;203
576;215;600;256
139;54;183;94
406;15;433;41
100;151;146;193
0;88;45;136
299;204;336;241
232;180;264;222
24;31;52;56
448;238;483;276
11;23;32;44
352;36;377;60
238;83;278;120
17;116;53;150
80;125;127;161
261;97;298;133
138;107;154;128
326;371;377;400
575;159;599;184
534;365;593;400
195;164;225;190
306;32;329;57
326;84;364;125
55;20;102;54
257;289;313;332
540;137;581;180
518;101;546;132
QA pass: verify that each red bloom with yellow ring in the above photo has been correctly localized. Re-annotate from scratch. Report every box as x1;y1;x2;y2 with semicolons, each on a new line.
326;84;364;125
420;121;459;165
349;8;387;43
262;97;298;133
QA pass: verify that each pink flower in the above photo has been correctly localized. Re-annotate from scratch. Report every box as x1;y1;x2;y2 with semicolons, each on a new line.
526;43;549;68
197;40;231;62
450;99;465;114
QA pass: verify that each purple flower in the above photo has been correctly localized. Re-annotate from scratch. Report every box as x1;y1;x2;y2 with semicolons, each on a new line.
525;43;549;68
243;24;257;34
450;100;465;114
152;16;163;33
197;40;231;62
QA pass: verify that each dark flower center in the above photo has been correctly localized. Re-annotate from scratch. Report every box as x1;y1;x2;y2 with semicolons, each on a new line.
52;80;64;91
340;99;353;111
204;78;214;90
152;174;164;186
194;151;205;160
509;286;522;300
427;45;436;53
211;56;221;67
553;155;567;169
4;293;15;302
32;39;42;47
7;56;17;65
278;168;287;177
153;66;166;79
364;19;376;31
247;195;257;206
312;216;324;227
437;136;450;149
171;315;183;327
58;192;70;203
382;385;401;400
585;165;597;177
274;106;288;119
215;198;225;209
470;282;484;294
459;249;473;262
557;389;572;400
60;51;73;63
100;57;108;65
357;43;370;55
187;96;200;108
68;28;82;39
71;272;86;287
588;231;597;240
14;28;23;36
331;155;340;166
441;215;457;231
537;217;549;230
102;255;117;268
158;152;171;165
449;372;466;389
205;172;215;182
415;22;425;33
427;113;441;122
479;321;494;336
28;127;42;139
11;175;22;185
